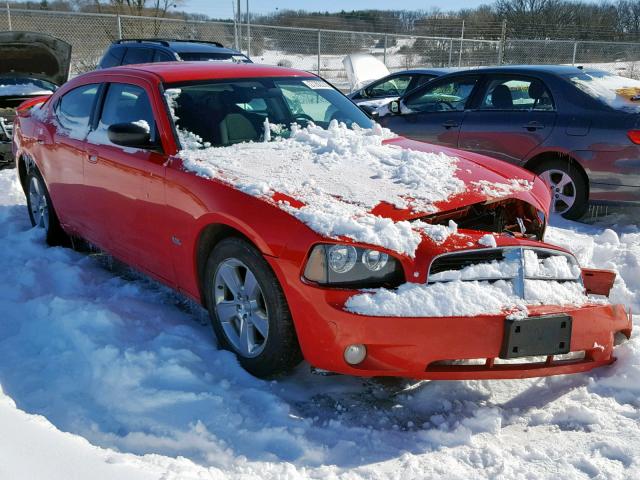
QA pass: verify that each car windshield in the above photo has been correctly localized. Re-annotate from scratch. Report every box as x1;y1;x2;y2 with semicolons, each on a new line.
565;70;640;111
164;76;374;148
178;52;252;63
0;77;56;96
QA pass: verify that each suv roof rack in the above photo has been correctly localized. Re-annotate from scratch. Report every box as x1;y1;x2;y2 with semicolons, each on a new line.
114;38;224;48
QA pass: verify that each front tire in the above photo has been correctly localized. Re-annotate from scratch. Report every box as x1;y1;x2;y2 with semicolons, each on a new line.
532;159;588;220
26;169;67;245
203;237;302;378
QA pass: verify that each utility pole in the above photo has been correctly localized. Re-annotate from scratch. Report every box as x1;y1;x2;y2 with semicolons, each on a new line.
458;20;465;67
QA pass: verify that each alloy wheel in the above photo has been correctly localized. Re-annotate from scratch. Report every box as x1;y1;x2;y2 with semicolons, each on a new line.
28;176;50;231
213;258;270;358
538;169;576;214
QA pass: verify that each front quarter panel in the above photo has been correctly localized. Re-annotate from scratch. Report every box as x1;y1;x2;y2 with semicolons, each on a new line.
164;158;311;301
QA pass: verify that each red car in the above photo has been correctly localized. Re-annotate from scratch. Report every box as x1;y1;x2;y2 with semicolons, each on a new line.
12;62;631;380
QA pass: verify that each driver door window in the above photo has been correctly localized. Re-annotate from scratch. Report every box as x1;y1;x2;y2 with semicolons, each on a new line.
404;76;479;113
366;75;413;98
89;83;158;149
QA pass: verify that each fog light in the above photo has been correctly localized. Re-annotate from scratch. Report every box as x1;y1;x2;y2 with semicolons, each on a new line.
344;344;367;365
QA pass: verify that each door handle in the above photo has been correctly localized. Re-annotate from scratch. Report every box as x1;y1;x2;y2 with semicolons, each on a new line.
522;121;544;131
442;120;459;129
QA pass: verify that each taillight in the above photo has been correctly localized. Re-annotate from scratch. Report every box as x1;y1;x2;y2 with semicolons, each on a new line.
627;129;640;144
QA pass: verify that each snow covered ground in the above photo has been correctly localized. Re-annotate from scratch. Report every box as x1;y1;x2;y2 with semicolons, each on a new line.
0;167;639;479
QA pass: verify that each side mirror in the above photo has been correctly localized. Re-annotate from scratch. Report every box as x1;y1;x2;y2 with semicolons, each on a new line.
389;100;401;114
107;122;152;148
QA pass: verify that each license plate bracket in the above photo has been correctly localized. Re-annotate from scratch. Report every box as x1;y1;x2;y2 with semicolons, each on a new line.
500;314;572;359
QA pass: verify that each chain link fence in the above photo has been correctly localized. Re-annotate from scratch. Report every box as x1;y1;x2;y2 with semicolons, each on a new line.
3;7;640;89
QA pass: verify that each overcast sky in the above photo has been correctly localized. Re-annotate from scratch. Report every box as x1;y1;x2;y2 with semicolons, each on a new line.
181;0;500;19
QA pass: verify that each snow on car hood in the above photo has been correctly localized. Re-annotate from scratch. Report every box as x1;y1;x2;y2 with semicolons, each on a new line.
178;121;537;257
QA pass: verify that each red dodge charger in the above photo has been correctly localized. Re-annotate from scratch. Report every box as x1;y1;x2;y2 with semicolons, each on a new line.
12;62;631;379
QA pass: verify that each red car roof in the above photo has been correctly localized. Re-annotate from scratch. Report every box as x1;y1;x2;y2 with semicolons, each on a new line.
107;61;316;83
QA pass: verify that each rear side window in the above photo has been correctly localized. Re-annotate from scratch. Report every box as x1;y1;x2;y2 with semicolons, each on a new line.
121;47;154;65
479;77;554;111
567;71;640;112
55;83;99;139
153;50;175;62
100;46;125;68
90;83;158;148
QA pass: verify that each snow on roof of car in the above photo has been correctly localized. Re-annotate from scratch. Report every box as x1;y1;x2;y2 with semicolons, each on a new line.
177;120;466;257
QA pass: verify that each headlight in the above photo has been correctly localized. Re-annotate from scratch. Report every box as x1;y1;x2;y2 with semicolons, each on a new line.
303;244;404;288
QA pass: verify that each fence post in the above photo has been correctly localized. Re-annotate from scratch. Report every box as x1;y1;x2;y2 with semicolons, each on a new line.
6;2;11;31
572;41;578;65
498;19;507;65
448;38;453;66
116;14;122;39
246;0;251;56
458;20;465;67
383;34;388;66
317;30;321;76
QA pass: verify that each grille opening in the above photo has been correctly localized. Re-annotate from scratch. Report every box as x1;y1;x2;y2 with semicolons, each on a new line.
427;247;582;288
420;199;545;240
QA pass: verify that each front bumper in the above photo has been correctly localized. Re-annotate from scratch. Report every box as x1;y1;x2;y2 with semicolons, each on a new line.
273;258;632;380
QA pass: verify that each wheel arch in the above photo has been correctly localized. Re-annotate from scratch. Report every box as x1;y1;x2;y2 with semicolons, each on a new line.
523;150;590;198
16;153;33;193
194;222;262;306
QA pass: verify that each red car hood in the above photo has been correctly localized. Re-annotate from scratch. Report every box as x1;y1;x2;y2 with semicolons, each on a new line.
365;137;551;221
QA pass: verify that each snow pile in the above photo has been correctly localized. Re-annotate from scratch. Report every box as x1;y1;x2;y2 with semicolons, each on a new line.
478;233;497;247
415;219;459;244
524;249;582;280
472;179;533;198
345;278;591;318
546;223;640;311
177;120;466;256
346;247;593;317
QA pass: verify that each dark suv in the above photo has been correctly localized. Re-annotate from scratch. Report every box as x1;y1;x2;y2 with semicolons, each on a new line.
98;39;252;68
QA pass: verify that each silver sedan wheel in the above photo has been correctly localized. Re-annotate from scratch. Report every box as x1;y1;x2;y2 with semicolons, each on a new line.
213;258;269;358
28;176;50;231
538;169;576;214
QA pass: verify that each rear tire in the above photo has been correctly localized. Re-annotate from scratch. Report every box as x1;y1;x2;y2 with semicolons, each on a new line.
532;158;588;220
203;237;302;378
25;169;68;246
